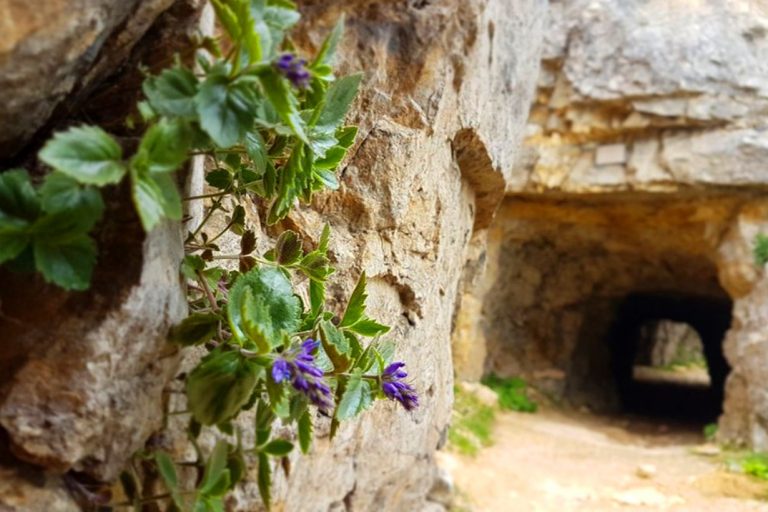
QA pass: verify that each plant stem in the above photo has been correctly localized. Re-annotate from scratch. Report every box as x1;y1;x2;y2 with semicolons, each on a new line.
197;271;219;313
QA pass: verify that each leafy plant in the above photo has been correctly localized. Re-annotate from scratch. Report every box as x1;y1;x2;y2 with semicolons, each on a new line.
0;1;421;510
741;453;768;480
448;386;496;457
704;422;718;442
481;374;538;413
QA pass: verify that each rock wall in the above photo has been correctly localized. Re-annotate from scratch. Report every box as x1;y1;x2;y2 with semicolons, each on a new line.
228;1;546;510
0;0;546;510
452;0;768;448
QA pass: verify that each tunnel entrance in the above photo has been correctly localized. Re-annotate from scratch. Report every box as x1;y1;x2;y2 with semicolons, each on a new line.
609;294;731;423
477;194;745;431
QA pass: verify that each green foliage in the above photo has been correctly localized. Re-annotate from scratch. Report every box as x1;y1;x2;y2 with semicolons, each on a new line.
227;266;301;351
0;169;101;289
448;386;496;457
755;234;768;266
38;126;126;186
335;371;374;420
186;349;259;426
704;422;718;442
482;374;538;413
742;453;768;480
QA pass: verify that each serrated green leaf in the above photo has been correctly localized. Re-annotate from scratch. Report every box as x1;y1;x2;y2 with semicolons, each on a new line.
262;439;293;456
0;169;41;220
130;168;182;231
31;204;99;238
196;70;257;147
132;118;192;174
187;349;259;425
40;172;104;219
227;267;301;350
347;317;389;337
298;409;312;454
259;70;308;143
340;272;368;327
39;126;125;186
319;320;351;372
335;372;373;421
210;0;241;41
33;235;96;290
239;287;273;353
312;16;345;70
298;251;332;282
316;74;362;131
0;170;38;264
244;130;268;175
0;230;29;264
168;312;220;346
309;279;325;318
142;66;198;117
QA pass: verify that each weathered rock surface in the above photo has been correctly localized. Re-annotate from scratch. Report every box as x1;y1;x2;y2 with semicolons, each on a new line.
510;0;768;193
451;0;768;449
226;1;546;509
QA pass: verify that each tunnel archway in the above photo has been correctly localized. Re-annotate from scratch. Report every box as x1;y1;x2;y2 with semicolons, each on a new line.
608;293;732;422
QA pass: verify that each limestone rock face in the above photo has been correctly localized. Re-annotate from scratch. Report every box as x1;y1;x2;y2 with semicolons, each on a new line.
451;0;768;449
229;1;545;510
510;0;768;193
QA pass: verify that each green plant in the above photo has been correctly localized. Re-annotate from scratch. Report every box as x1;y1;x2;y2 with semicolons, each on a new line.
1;1;420;510
448;386;496;457
741;453;768;480
754;233;768;267
704;422;719;442
481;374;537;413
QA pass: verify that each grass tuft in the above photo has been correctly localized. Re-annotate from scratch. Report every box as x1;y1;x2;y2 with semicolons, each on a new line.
481;374;538;413
448;386;496;456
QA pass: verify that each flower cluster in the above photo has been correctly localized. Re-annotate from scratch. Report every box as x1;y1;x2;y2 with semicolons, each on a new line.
274;53;311;89
381;362;419;411
272;339;333;411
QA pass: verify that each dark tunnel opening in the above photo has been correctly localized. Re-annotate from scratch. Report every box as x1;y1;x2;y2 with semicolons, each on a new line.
608;293;732;424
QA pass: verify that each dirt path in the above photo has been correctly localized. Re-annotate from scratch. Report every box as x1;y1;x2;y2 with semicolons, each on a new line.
440;408;768;511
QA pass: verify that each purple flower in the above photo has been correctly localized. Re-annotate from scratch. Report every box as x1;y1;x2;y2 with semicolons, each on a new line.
271;339;333;411
381;362;419;411
274;53;311;89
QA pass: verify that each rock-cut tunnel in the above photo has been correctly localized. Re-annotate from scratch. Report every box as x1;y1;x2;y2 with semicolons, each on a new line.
476;193;748;426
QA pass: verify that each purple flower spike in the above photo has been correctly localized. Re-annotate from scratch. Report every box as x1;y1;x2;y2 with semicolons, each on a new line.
272;359;291;383
274;53;311;89
381;361;419;411
271;339;333;412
